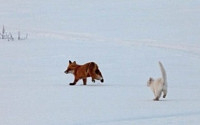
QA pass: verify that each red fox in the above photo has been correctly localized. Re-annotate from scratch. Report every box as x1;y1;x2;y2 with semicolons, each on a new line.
64;60;104;85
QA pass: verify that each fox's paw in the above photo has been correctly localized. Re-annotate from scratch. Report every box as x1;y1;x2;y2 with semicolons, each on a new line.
69;83;76;85
92;79;95;83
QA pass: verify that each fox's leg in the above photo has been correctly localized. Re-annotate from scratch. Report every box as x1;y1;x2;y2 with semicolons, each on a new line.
91;78;95;83
83;78;87;85
89;71;96;82
88;67;98;82
69;78;79;85
89;71;95;83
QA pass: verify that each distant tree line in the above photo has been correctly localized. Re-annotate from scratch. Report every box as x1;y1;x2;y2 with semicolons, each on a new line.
0;25;28;41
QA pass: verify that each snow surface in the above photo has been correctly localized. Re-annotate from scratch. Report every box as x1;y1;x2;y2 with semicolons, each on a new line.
0;0;200;125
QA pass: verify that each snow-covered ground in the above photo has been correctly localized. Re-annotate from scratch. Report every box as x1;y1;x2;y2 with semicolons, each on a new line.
0;0;200;125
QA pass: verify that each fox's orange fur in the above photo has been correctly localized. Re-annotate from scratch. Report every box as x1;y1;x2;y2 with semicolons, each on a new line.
64;60;104;85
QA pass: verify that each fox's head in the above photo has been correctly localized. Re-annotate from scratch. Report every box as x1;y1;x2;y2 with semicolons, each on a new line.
147;77;154;87
64;60;77;74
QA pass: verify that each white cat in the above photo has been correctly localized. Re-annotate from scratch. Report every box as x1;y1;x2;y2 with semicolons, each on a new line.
147;61;167;101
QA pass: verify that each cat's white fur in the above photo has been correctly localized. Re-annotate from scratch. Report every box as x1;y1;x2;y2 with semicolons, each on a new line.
147;61;167;101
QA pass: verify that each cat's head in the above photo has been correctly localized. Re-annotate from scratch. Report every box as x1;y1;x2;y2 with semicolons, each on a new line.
147;77;154;86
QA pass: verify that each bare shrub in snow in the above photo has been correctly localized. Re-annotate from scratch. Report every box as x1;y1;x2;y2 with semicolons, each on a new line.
1;25;28;41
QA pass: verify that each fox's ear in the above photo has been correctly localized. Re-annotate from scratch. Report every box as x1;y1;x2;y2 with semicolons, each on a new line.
69;60;72;64
73;61;76;64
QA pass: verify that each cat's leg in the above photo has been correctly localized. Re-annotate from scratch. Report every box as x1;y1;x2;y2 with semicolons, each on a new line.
163;89;167;98
154;90;162;101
